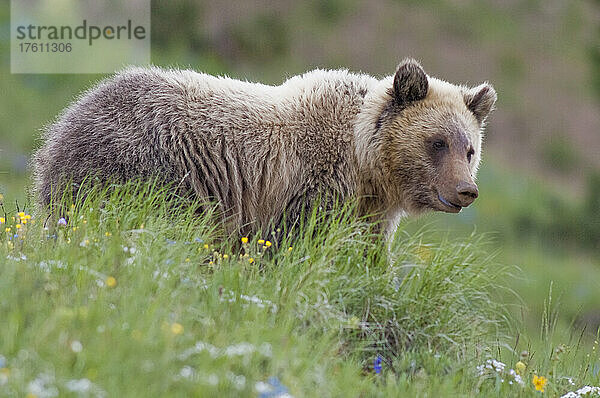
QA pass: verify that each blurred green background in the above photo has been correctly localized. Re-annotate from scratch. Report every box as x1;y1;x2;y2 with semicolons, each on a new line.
1;1;599;343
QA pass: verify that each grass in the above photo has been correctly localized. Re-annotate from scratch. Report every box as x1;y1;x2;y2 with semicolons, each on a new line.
1;182;599;397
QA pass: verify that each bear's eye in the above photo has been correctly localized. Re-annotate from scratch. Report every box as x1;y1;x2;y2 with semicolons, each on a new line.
432;140;447;150
467;147;475;163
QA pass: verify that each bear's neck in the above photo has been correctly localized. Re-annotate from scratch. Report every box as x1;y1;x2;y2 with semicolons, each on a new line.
353;76;404;220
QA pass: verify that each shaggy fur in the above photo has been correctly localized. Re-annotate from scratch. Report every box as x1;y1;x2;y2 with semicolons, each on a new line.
33;58;496;235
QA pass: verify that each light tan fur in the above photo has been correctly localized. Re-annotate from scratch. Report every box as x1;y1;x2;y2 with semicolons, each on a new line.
33;59;496;236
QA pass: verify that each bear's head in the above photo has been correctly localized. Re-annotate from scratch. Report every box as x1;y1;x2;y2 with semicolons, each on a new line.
363;58;497;215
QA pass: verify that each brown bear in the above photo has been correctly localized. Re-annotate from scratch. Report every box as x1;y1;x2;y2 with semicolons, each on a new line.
32;58;496;235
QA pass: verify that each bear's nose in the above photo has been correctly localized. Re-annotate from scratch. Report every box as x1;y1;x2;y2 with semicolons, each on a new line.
456;181;479;206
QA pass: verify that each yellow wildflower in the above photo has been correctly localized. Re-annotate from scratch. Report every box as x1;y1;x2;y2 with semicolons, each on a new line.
248;257;255;264
532;375;547;392
4;228;10;233
415;245;433;262
258;239;265;245
0;217;4;224
105;232;112;237
106;276;117;288
21;219;27;224
25;214;31;220
15;224;22;229
18;212;25;218
241;236;248;244
288;246;293;252
203;243;209;249
265;241;272;247
86;368;98;380
185;258;190;262
223;254;229;259
171;322;184;335
515;361;526;375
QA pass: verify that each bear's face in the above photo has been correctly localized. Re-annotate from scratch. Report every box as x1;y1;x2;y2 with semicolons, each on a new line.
379;59;497;214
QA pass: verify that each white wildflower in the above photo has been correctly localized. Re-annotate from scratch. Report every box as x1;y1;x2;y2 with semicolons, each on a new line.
36;260;67;272
207;374;219;386
178;341;272;360
477;359;523;387
255;381;271;393
65;378;91;392
220;289;277;312
28;373;59;398
562;377;575;386
508;369;524;386
560;385;600;398
240;294;278;313
226;372;246;390
179;366;194;379
65;378;106;397
255;378;294;398
224;342;255;357
476;359;506;375
258;342;273;357
6;254;27;262
70;340;83;353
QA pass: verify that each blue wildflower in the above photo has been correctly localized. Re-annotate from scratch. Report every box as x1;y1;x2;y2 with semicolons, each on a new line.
374;355;383;374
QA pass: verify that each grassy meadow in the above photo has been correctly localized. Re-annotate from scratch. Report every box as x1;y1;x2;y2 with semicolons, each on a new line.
0;183;598;397
1;0;600;397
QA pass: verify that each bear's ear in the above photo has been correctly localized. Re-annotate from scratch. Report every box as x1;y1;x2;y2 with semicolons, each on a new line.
391;58;428;106
464;83;497;124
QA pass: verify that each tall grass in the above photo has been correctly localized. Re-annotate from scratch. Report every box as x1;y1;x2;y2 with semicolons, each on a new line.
0;182;597;396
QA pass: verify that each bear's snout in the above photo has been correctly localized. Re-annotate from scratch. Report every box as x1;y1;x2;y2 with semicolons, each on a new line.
455;181;479;207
